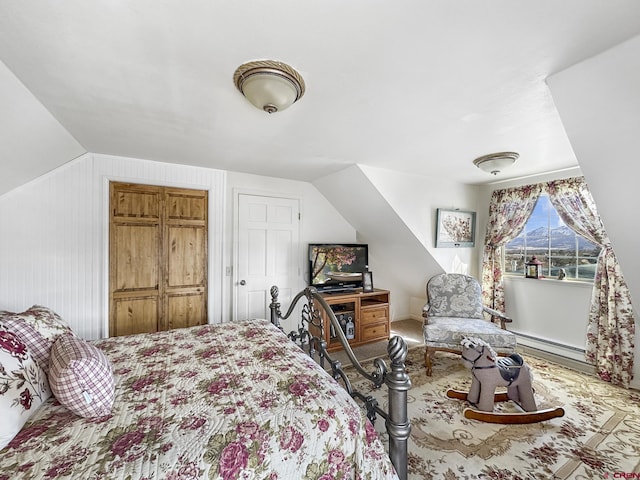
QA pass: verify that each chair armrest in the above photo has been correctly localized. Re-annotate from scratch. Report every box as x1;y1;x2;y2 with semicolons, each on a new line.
483;306;512;329
422;303;430;321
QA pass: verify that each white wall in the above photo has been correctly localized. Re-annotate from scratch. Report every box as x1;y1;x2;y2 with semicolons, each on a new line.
505;276;592;360
356;162;596;362
0;153;226;340
547;35;640;306
314;165;446;322
0;155;357;339
0;154;99;337
476;168;604;363
224;170;357;331
314;163;596;362
547;34;640;388
0;59;86;195
357;165;485;321
233;163;472;325
361;165;483;278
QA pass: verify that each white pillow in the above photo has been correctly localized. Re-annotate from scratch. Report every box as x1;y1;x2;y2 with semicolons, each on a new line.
0;305;75;375
0;327;51;450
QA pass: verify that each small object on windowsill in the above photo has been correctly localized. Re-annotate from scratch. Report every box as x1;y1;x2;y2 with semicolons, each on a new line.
557;268;566;280
525;256;543;279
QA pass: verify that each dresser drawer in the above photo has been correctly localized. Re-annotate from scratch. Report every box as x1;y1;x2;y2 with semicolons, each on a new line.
360;306;389;325
361;322;390;341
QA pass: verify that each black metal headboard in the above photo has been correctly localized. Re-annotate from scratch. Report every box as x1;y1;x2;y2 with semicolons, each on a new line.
268;285;411;480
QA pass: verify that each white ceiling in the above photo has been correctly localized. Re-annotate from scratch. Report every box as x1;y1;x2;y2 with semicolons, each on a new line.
1;1;640;193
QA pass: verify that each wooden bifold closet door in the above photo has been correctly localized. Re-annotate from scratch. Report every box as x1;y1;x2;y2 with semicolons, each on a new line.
109;182;208;337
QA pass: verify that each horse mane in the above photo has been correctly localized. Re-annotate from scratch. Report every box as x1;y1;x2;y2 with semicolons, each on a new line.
461;336;498;362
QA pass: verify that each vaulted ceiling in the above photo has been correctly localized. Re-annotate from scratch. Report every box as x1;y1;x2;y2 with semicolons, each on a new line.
2;1;640;196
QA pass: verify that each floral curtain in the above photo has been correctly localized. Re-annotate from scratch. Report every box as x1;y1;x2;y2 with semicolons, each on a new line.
481;184;542;311
546;177;635;387
483;176;635;388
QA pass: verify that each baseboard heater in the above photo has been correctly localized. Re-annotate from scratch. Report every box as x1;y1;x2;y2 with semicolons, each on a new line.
514;332;594;375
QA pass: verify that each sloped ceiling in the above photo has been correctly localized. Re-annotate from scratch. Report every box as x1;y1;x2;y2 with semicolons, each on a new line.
548;35;640;312
0;61;85;194
314;165;445;300
1;1;640;196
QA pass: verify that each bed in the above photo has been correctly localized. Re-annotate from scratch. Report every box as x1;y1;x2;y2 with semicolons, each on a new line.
0;287;410;480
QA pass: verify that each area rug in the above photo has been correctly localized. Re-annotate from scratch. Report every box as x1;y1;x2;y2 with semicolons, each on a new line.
346;347;640;479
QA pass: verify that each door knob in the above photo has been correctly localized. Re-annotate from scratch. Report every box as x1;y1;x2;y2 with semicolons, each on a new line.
240;280;246;286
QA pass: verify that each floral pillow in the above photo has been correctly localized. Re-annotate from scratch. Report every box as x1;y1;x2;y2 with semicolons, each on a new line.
0;327;51;450
0;305;75;375
49;335;115;418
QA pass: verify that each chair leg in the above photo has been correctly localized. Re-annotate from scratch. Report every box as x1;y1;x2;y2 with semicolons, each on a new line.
424;347;435;376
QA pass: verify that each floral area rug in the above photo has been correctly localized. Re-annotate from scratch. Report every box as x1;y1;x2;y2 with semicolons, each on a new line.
346;347;640;479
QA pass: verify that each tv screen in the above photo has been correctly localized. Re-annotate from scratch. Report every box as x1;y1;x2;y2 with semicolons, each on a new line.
308;243;369;292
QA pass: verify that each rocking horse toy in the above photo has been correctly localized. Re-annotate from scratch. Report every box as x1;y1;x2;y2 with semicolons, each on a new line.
446;337;565;424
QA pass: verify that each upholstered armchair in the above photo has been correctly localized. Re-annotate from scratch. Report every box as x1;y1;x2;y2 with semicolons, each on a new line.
422;273;517;375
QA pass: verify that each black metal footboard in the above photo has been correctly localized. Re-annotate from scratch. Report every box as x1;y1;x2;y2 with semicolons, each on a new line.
268;286;411;480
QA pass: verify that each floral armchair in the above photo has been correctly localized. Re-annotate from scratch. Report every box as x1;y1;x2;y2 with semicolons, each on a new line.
422;273;516;375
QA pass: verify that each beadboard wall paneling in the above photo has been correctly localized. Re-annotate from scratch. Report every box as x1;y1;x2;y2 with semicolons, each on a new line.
0;154;100;338
0;153;226;340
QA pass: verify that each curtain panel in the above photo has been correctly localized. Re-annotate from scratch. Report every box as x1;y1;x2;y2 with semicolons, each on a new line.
546;178;635;387
482;176;635;387
481;184;542;312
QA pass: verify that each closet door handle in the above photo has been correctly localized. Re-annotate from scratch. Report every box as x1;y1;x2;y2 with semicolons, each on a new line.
239;280;246;286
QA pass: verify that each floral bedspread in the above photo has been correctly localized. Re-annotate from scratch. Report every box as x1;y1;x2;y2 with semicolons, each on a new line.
0;320;398;480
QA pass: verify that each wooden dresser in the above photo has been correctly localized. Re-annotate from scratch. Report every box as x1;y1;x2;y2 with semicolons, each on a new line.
313;289;390;352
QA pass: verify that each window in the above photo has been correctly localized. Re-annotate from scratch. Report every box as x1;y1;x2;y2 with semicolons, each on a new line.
504;195;601;281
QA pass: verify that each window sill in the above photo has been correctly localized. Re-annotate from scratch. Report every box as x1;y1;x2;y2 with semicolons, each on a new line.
504;275;593;289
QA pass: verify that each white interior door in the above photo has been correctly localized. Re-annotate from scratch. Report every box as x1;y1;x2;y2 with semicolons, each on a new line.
235;194;300;322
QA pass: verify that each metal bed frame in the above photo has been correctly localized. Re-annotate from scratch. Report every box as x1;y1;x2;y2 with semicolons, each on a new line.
268;286;411;480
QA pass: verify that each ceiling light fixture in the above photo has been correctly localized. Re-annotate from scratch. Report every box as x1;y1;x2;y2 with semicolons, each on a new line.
473;151;519;175
233;60;305;114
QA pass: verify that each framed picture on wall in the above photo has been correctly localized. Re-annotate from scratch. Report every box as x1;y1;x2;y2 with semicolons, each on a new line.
435;208;476;247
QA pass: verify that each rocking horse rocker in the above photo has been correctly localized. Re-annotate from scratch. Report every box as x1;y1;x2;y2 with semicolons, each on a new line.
446;337;565;424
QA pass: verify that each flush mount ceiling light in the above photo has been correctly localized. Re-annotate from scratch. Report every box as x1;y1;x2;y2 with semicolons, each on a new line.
233;60;305;114
473;151;519;175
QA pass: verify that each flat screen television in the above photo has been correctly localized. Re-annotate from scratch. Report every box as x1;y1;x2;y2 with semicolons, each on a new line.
308;243;369;292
